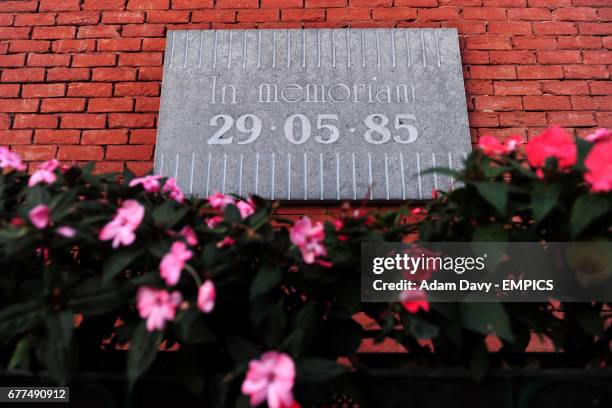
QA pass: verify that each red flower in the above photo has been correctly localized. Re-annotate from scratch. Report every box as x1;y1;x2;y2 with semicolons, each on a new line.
584;140;612;193
525;127;576;170
399;290;429;314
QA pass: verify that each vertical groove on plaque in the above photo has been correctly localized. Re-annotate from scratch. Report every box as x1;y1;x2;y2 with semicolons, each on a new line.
257;30;262;68
287;153;291;199
352;153;357;200
384;153;389;200
205;152;211;196
317;29;321;67
405;29;411;67
272;30;276;68
286;30;291;67
448;152;453;187
432;153;438;191
271;153;275;200
212;31;218;69
416;152;423;200
361;30;366;67
319;153;323;200
221;154;227;194
332;30;336;67
242;30;247;69
335;152;340;200
303;152;307;200
400;152;406;200
390;29;396;68
174;152;179;179
168;31;175;68
346;29;351;67
159;152;164;175
435;30;441;67
375;29;381;68
302;30;306;68
238;154;243;197
420;29;426;67
367;153;373;200
198;31;203;68
255;153;259;195
183;31;189;68
189;153;195;195
227;31;233;68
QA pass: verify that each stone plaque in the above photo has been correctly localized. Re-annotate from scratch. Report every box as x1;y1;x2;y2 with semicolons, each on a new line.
155;28;471;200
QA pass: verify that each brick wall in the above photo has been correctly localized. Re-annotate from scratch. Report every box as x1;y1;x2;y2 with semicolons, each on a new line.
0;0;610;180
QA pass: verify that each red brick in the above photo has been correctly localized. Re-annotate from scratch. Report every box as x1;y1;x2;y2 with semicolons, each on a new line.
305;0;347;6
557;36;601;50
106;144;153;160
47;68;90;82
122;24;165;37
98;38;142;51
465;35;511;50
192;10;236;22
548;111;595;127
474;96;522;111
483;0;526;5
328;8;370;21
173;0;214;8
540;80;589;95
114;82;159;96
462;7;507;20
40;0;80;11
60;113;107;129
83;0;127;10
418;7;461;21
536;50;582;64
217;0;258;7
499;112;547;126
517;65;564;79
88;97;134;112
82;129;129;144
0;99;39;112
373;8;416;21
22;84;66;98
596;112;612;127
14;13;56;26
41;98;86;113
0;84;21;98
351;0;391;5
461;50;489;64
0;1;38;12
604;37;612;49
147;10;190;23
125;161;153;176
77;25;120;38
237;9;279;22
0;13;14;26
68;82;113;97
469;112;499;127
102;11;145;23
589;81;612;95
494;81;541;95
571;96;612;111
118;52;163;66
32;27;77;40
52;39;97;53
13;114;58;128
262;0;302;7
92;67;137;81
134;96;159;111
0;54;26;67
553;8;598;21
470;65;516;79
12;145;57;161
138;67;163;80
34;129;81;144
130;128;157;144
512;36;556;49
27;54;71;67
58;145;104;160
582;51;612;65
9;40;51;53
108;113;154;127
527;0;570;5
127;0;169;9
489;51;535;64
533;22;577;35
57;12;102;25
523;96;571;110
72;53;117;67
142;38;166;51
507;8;551;20
2;68;45;83
445;21;487;35
0;27;31;40
0;130;33;144
488;22;532;35
563;65;609;79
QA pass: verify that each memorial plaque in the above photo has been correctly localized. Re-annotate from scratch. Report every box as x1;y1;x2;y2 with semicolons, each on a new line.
155;28;471;200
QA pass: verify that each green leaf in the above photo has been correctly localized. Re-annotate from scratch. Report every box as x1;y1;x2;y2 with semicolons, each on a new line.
298;357;346;383
576;307;603;336
250;266;282;299
127;323;162;390
325;319;362;355
43;311;75;385
472;224;507;242
8;336;32;370
224;204;242;224
175;309;216;344
152;201;188;229
225;336;259;364
473;182;509;216
102;248;143;282
532;184;561;223
461;301;514;343
570;195;610;239
403;315;440;339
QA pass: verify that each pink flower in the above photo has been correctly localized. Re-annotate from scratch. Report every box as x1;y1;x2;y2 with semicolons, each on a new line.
29;205;51;229
179;225;198;246
504;135;523;152
136;286;182;332
163;177;184;203
217;236;236;248
525;127;577;170
431;189;438;200
399;290;430;314
208;192;235;210
99;199;145;248
206;215;223;229
56;226;76;238
129;175;162;192
289;216;327;264
28;159;59;187
197;280;215;313
237;198;256;219
478;135;523;157
585;128;612;144
411;207;426;215
160;241;192;286
0;147;26;171
241;352;296;408
584;140;612;193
